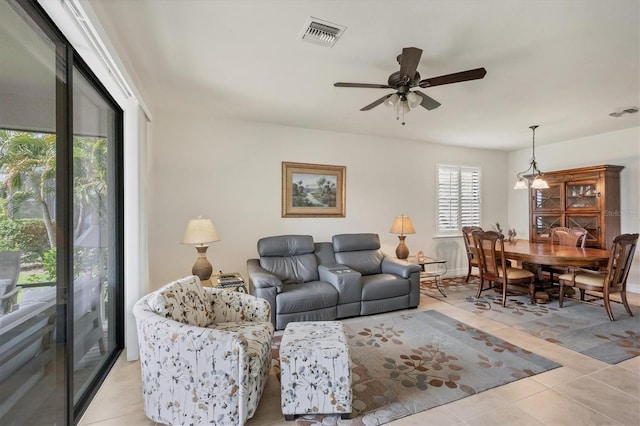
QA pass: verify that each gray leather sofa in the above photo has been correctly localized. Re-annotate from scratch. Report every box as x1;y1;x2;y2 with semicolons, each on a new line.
247;233;421;330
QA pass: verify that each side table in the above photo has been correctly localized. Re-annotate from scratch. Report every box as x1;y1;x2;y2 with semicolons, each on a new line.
414;257;448;297
210;273;248;293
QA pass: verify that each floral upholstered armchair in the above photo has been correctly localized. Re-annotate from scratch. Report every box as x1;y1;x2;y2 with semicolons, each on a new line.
133;275;273;426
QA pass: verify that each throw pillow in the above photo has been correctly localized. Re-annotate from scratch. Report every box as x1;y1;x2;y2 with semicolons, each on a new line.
148;276;212;327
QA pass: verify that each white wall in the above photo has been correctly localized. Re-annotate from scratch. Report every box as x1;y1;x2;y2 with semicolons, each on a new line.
146;105;509;289
508;126;640;292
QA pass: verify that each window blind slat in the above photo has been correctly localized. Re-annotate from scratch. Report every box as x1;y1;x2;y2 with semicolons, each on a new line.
437;165;481;233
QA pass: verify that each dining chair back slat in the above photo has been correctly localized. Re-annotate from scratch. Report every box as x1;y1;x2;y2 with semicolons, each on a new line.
552;227;587;248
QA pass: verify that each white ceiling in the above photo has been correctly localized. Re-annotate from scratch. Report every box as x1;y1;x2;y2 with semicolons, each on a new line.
86;0;640;151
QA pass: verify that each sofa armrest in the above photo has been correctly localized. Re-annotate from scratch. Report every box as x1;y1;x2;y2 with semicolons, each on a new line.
381;257;421;278
318;264;361;280
205;287;272;323
318;264;362;306
247;259;283;293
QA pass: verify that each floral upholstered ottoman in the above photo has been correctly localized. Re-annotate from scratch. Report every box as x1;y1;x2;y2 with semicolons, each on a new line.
280;321;352;420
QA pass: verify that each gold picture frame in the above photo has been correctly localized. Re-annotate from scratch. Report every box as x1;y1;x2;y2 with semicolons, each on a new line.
282;162;346;218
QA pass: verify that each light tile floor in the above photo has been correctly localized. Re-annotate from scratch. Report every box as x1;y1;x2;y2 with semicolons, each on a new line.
79;290;640;426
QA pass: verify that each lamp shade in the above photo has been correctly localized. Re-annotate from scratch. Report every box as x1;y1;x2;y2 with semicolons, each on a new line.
530;176;549;189
385;93;400;107
513;179;528;190
389;215;416;235
407;91;421;108
181;217;220;245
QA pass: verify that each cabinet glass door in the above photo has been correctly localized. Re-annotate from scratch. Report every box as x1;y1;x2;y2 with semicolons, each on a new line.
532;184;562;211
566;215;600;247
566;181;598;209
533;215;562;240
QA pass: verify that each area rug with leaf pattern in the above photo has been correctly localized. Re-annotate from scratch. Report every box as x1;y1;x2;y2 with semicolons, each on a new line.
271;309;560;425
420;275;640;364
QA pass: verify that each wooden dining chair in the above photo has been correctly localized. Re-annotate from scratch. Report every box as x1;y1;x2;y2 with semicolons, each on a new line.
543;227;589;284
558;233;638;321
462;226;483;282
553;227;587;248
472;230;536;307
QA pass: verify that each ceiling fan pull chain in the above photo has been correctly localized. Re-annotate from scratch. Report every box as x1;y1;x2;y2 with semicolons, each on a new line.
401;101;406;125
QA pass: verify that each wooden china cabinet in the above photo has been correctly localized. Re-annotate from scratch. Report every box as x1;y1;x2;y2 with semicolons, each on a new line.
528;164;624;250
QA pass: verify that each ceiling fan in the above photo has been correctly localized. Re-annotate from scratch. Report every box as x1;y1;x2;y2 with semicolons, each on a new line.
334;47;486;124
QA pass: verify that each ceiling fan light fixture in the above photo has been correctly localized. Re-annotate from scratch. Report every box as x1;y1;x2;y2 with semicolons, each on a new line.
407;91;421;108
399;98;410;114
385;93;400;107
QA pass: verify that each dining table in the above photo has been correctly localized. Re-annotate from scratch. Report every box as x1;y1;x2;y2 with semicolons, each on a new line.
501;239;610;268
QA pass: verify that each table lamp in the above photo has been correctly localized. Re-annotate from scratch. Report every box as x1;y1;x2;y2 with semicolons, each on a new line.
181;217;220;281
389;214;416;259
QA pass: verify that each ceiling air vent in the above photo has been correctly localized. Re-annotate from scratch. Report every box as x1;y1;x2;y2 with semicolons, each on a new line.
609;106;639;117
299;17;346;47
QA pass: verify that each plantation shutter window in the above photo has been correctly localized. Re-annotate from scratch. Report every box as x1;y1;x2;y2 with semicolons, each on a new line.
437;165;481;234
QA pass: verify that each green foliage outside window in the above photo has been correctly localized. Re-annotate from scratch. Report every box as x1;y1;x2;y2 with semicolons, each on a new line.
1;129;108;282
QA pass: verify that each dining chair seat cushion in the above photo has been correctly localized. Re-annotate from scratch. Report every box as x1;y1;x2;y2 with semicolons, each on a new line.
470;258;479;266
558;272;605;288
498;267;535;280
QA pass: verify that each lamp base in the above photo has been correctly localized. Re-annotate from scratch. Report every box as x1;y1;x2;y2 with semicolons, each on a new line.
395;235;410;259
192;245;213;281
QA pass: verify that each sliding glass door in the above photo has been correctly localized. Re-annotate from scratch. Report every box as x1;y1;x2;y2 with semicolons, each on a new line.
71;64;122;412
0;1;123;423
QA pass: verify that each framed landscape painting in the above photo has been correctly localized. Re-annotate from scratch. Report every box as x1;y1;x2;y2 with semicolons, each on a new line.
282;162;346;217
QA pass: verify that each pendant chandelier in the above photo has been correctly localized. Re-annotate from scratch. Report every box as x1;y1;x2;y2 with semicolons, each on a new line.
513;125;549;190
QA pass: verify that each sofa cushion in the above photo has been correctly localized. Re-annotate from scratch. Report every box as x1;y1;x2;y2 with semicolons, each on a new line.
147;276;212;327
276;281;338;314
257;235;319;283
334;250;384;276
332;233;380;252
260;253;319;284
332;233;384;275
361;274;410;301
258;235;314;257
314;242;336;265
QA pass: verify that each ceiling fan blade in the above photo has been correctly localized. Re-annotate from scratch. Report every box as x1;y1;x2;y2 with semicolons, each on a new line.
419;67;487;88
398;47;423;82
414;90;441;110
360;94;393;111
334;82;392;89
